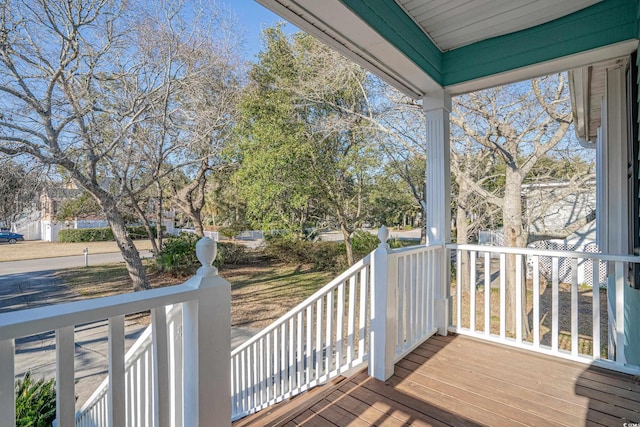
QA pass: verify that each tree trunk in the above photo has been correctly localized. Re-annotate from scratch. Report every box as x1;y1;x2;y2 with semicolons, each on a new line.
103;199;150;291
172;161;208;239
129;193;160;256
339;221;354;266
193;210;204;238
503;170;529;336
139;210;160;256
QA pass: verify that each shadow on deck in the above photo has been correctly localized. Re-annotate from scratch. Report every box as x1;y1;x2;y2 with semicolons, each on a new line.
234;334;640;426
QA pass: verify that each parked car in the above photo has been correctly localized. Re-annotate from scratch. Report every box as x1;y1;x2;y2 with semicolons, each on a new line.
0;231;24;244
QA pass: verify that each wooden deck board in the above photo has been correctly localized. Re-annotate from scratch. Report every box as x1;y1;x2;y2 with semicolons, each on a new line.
233;334;640;426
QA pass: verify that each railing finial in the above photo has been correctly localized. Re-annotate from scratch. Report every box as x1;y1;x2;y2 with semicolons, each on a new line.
196;237;218;276
377;225;389;248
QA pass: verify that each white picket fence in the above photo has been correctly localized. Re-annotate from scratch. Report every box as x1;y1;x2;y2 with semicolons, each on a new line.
448;243;639;373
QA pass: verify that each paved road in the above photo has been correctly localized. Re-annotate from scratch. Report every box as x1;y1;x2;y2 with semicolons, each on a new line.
0;254;257;409
0;250;154;275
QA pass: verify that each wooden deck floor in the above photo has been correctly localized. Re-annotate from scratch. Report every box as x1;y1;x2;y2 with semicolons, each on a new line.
233;334;640;426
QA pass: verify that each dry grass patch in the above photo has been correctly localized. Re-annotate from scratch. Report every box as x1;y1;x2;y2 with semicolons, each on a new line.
56;255;334;330
59;259;182;298
226;261;333;329
0;240;154;262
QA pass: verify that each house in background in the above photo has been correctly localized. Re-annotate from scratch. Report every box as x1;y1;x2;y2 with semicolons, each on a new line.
13;180;177;241
39;184;110;242
524;180;596;239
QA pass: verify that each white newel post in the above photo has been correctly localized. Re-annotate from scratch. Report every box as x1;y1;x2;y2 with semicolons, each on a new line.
423;90;452;336
369;226;398;381
183;237;231;427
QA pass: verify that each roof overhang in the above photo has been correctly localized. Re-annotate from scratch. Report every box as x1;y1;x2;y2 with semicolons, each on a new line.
569;55;633;144
458;40;638;96
257;0;639;99
256;0;441;98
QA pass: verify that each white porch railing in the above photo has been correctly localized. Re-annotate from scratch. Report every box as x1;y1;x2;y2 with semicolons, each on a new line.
0;237;230;427
75;304;184;427
448;243;640;373
230;254;372;420
388;244;440;361
368;227;441;380
71;227;441;425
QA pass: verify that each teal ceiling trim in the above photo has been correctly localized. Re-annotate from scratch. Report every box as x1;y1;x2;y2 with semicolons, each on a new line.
339;0;443;83
339;0;637;90
442;0;638;86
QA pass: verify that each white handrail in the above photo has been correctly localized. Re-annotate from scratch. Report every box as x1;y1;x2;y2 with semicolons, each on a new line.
448;243;640;263
0;284;198;341
388;243;444;256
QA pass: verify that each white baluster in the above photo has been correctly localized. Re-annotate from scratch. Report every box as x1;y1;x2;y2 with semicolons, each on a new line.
0;339;15;427
108;315;125;427
56;326;75;427
152;306;170;427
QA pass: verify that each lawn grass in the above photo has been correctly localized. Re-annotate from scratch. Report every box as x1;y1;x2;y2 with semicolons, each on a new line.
55;254;334;330
58;259;181;298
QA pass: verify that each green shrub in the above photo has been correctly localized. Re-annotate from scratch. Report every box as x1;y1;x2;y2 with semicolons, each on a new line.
265;236;346;271
58;227;113;242
218;222;249;239
15;372;56;427
350;230;379;257
58;226;161;242
216;241;249;266
155;233;247;276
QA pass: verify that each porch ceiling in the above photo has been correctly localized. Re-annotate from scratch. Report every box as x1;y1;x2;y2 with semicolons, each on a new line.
257;0;639;98
395;0;602;52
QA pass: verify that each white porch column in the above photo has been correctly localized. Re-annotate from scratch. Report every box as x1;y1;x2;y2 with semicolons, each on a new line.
599;65;629;256
599;64;631;365
423;90;452;336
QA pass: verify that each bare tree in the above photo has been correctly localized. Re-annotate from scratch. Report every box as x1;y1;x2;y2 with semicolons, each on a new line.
0;157;42;228
451;134;502;292
450;74;594;334
132;2;242;241
0;0;238;290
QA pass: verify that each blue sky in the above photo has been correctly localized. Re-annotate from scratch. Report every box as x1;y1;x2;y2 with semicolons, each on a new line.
223;0;299;61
